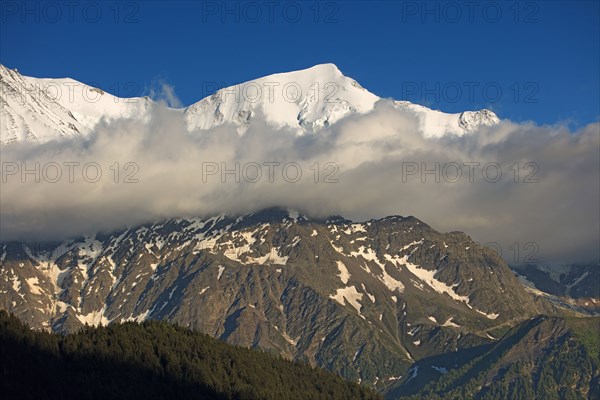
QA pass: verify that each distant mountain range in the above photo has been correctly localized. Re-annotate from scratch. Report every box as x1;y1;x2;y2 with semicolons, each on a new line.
0;63;499;144
511;264;599;315
2;208;596;396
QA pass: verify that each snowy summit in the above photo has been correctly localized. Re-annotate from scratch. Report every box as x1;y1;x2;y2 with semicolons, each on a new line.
0;63;499;145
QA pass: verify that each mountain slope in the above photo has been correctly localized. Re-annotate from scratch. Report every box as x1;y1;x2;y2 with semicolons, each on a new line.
26;74;154;131
513;263;599;298
387;316;600;399
0;65;84;144
0;208;555;386
0;64;499;144
510;264;600;317
0;310;381;400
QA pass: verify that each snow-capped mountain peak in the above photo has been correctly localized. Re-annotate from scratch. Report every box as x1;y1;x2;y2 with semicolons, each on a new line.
0;63;500;144
183;63;379;134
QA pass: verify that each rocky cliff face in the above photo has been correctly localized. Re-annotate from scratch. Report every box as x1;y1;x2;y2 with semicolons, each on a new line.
0;208;551;386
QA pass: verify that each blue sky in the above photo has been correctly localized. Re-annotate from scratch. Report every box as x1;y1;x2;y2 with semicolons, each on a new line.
1;0;599;126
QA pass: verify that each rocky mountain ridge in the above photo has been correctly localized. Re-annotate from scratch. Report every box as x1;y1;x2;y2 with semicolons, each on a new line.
0;208;557;387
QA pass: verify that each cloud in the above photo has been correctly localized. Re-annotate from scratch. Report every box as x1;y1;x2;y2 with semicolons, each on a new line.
1;100;598;264
148;81;183;108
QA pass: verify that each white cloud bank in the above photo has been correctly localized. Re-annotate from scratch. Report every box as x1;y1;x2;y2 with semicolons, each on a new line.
1;100;598;263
